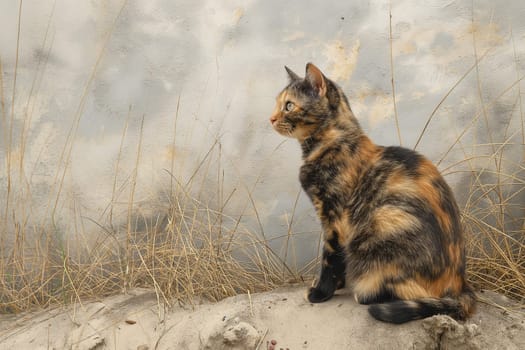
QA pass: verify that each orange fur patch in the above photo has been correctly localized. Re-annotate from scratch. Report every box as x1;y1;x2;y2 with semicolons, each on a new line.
372;206;420;239
339;163;358;190
304;128;343;162
358;136;382;162
353;265;400;298
416;159;453;234
332;210;355;245
385;170;419;196
448;243;462;268
339;136;382;188
392;280;432;299
417;267;463;298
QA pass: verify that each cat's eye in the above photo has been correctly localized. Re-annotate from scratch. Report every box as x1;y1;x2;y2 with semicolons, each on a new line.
285;101;295;112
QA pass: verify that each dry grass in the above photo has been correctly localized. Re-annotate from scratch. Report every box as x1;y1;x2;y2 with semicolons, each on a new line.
0;120;307;313
0;91;304;313
0;180;301;313
394;11;524;309
0;4;524;315
0;1;303;314
418;72;525;309
461;133;525;305
461;22;525;306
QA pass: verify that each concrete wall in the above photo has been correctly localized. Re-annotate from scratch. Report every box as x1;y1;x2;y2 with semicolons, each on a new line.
1;0;524;263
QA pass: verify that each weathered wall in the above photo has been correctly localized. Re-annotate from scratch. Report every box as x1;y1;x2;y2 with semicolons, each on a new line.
1;0;524;264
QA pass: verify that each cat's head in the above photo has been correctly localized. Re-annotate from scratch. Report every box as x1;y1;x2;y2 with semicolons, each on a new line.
269;63;347;141
270;63;327;140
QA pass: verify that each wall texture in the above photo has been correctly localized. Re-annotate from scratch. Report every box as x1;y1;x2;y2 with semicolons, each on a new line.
1;0;524;264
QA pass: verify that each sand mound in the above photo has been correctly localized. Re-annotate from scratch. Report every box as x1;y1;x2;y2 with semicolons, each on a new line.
1;287;523;349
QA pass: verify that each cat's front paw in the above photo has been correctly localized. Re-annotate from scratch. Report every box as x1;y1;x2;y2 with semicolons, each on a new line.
307;286;333;303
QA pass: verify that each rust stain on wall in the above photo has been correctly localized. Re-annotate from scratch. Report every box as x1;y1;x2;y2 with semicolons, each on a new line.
324;39;360;82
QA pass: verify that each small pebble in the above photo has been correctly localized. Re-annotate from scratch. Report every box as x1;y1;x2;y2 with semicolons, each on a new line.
125;320;136;325
271;339;277;345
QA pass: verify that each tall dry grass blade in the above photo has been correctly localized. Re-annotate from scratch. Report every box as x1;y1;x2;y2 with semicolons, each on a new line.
105;105;132;229
282;190;301;279
126;115;145;290
0;57;6;270
169;94;181;197
46;0;129;225
437;75;525;166
470;10;508;230
413;50;489;150
18;0;56;181
510;28;525;146
388;5;402;146
3;0;23;236
471;6;498;163
184;138;220;189
0;57;6;151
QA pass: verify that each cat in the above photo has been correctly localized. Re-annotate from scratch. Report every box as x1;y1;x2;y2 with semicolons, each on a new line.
269;63;476;324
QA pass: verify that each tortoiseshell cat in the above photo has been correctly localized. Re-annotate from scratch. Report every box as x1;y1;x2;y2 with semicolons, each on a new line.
269;63;476;324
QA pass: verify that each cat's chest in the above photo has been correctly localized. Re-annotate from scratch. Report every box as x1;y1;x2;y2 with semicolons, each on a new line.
299;161;341;199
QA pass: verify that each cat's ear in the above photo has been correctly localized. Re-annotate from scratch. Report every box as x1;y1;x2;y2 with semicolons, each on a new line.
285;66;301;81
305;63;327;97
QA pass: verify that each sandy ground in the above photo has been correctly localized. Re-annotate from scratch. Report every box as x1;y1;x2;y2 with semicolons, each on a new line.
0;286;524;350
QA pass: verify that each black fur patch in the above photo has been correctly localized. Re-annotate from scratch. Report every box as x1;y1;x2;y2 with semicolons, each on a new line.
308;232;347;303
368;299;460;324
382;146;422;176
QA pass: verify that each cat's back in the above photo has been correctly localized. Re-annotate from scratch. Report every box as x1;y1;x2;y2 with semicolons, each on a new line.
362;143;462;242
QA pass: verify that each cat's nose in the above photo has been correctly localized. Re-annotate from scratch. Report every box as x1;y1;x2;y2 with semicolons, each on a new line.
269;115;277;125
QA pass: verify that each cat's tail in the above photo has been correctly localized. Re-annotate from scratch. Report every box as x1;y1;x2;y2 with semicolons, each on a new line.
368;287;476;324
